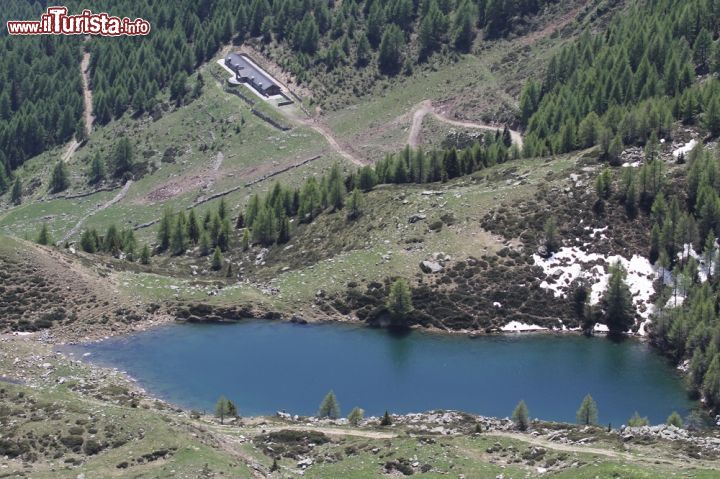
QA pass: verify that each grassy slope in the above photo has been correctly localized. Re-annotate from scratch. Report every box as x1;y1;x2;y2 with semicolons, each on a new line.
109;152;578;319
0;62;340;245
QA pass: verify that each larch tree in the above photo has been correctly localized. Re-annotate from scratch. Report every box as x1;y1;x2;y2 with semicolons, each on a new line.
88;153;106;184
113;137;133;178
602;262;635;335
211;246;223;271
318;390;340;419
11;176;22;205
170;211;187;256
346;188;365;221
387;278;413;322
347;407;364;426
378;24;404;75
157;208;173;252
576;394;598;425
49;161;69;193
186;209;201;244
36;224;51;246
512;400;530;431
140;244;151;265
543;217;560;255
215;395;231;424
666;411;683;428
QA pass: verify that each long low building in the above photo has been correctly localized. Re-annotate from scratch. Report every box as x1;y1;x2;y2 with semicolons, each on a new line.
224;53;282;97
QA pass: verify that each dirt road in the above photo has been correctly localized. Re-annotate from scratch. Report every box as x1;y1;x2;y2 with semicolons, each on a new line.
409;100;523;149
61;51;94;164
80;51;94;136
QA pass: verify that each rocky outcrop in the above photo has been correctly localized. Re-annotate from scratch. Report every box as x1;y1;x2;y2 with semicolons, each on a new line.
173;303;281;323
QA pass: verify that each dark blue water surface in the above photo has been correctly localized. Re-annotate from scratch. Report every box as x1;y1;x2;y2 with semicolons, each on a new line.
64;321;695;425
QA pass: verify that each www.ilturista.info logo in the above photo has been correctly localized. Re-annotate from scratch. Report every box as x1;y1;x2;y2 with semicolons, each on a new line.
7;6;151;36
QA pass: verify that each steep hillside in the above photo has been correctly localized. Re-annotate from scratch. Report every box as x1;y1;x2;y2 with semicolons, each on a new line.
0;235;163;340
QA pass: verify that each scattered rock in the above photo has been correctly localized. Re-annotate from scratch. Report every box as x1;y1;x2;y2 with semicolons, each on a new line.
420;261;444;274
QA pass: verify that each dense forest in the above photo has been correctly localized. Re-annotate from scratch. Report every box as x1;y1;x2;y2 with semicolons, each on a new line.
0;0;83;191
520;0;720;156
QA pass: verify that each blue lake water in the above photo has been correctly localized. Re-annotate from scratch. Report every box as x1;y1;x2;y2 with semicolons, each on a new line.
64;320;695;425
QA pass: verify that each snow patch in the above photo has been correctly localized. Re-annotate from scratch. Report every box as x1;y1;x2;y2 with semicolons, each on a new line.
593;323;609;333
501;321;548;332
673;139;697;158
534;247;658;334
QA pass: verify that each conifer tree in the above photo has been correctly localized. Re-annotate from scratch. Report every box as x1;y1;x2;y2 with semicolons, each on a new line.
49;161;69;193
140;244;151;265
11;176;22;205
444;148;460;179
215;395;231;424
241;228;250;251
452;0;476;52
378;24;404;75
543;217;560;255
358;166;377;192
113;137;133;178
347;188;365;220
512;400;530;431
277;214;291;244
217;219;231;251
199;231;211;256
418;0;448;58
157;208;172;252
327;164;346;211
122;228;137;260
607;135;623;166
251;205;277;246
318;390;341;419
627;412;649;427
576;394;598;425
186;209;200;244
88;153;105;184
211;246;223;271
356;34;371;66
74;118;87;143
380;410;393;426
387;278;413;321
80;229;97;253
104;224;123;255
704;96;720;137
702;354;720;407
36;223;51;246
171;211;187;256
666;411;683;428
347;407;364;426
218;197;227;220
602;262;635;335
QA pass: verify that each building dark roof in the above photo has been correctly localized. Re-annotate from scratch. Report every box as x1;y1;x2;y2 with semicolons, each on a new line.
224;53;280;93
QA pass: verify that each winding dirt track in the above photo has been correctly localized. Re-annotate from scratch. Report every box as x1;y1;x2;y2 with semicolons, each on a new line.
408;100;523;149
58;180;132;245
297;117;366;166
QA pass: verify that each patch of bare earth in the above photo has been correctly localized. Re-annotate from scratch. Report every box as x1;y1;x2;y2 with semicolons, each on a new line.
142;151;225;204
